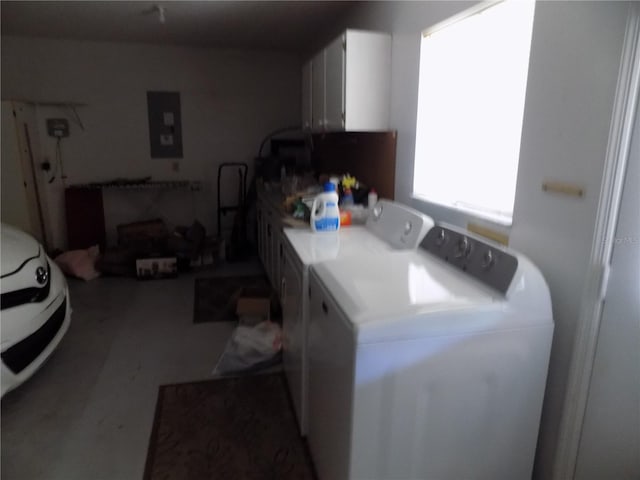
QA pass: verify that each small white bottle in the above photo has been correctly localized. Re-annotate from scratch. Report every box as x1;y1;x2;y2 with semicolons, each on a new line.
310;183;340;232
368;188;378;208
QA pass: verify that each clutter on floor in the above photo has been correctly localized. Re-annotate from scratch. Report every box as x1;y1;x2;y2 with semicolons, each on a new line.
193;274;283;375
143;373;315;480
56;218;222;279
135;257;177;280
54;245;101;281
212;321;282;376
192;275;273;323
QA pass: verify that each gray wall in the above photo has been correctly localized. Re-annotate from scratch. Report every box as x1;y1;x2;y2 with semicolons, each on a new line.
1;36;301;248
328;1;630;478
509;4;628;477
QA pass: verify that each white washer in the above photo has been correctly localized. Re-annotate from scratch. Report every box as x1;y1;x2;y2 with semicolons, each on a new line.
307;224;554;480
281;200;433;435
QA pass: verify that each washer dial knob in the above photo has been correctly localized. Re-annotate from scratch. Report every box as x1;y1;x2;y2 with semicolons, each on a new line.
455;236;471;258
482;249;495;270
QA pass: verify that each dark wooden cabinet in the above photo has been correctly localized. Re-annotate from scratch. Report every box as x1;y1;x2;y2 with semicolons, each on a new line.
65;188;106;250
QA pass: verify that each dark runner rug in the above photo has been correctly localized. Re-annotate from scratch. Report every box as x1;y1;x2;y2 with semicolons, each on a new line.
143;373;316;480
193;275;270;323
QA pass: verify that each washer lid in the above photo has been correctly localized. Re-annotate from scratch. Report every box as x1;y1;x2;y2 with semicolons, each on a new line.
311;249;503;342
284;226;393;265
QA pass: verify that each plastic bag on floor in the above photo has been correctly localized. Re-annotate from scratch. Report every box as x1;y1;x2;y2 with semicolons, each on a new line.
213;321;282;376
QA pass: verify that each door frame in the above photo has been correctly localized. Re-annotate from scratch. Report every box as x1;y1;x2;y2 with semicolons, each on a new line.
552;3;640;479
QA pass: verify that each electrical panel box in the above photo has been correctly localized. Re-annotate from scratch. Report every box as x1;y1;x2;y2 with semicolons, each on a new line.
147;91;183;158
47;118;70;138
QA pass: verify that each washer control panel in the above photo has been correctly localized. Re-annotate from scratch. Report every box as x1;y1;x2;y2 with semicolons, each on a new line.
422;225;518;295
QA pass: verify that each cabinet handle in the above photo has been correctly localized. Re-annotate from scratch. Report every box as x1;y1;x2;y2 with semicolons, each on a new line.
322;301;328;314
308;287;311;298
267;224;271;237
279;244;283;258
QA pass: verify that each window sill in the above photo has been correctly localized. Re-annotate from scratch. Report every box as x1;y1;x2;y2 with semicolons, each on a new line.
411;194;513;228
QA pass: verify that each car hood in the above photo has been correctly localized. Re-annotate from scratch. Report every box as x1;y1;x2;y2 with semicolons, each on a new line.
1;224;40;276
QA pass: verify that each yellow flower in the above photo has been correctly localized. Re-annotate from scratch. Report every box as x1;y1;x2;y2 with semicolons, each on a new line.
341;174;357;189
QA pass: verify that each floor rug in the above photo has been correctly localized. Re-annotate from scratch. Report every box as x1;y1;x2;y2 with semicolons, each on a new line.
193;275;270;323
143;373;316;480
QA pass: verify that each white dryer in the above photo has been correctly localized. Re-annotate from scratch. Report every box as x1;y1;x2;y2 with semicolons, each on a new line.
281;201;433;435
307;224;554;480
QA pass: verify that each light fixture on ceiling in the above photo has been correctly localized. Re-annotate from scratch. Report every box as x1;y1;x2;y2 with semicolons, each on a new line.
143;4;166;24
155;5;166;24
141;4;166;24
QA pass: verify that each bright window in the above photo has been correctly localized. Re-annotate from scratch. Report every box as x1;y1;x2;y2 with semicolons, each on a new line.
413;0;535;225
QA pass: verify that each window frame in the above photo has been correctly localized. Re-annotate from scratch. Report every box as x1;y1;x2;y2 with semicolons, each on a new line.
411;0;534;227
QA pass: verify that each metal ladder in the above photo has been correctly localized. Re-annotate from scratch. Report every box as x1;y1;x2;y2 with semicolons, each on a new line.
216;162;248;260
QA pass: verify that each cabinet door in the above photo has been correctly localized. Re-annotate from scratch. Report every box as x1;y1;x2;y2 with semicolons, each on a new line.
265;211;273;281
256;204;265;265
344;30;391;131
281;248;304;430
324;34;346;131
302;60;313;130
272;225;282;294
312;51;325;130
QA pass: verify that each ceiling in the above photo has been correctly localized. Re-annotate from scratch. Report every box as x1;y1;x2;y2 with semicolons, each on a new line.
1;1;359;53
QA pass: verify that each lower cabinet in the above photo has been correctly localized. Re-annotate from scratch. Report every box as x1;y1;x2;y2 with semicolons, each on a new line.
257;191;306;434
257;204;265;265
256;193;283;295
272;225;282;294
265;211;274;282
265;211;282;293
281;243;306;433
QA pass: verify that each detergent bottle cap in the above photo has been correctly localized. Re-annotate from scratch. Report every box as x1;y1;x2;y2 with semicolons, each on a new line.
323;182;336;192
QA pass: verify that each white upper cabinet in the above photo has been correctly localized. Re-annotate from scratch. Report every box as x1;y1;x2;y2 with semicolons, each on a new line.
301;60;313;130
311;51;325;130
304;29;391;132
324;34;345;130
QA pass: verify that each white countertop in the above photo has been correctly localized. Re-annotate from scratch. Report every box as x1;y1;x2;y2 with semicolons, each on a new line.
283;226;395;265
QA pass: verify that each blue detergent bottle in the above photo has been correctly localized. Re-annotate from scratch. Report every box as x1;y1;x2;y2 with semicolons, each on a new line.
310;183;340;232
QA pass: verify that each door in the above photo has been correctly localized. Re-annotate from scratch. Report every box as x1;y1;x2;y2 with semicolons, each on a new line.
1;101;44;242
574;101;640;479
324;34;345;130
281;247;304;432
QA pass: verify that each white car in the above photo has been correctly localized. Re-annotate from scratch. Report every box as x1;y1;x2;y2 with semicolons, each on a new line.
1;224;71;397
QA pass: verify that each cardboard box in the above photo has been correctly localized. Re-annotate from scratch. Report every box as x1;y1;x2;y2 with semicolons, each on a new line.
136;257;177;279
118;219;169;251
236;297;270;318
236;296;270;326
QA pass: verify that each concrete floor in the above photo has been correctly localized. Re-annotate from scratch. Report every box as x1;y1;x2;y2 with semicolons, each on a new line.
1;260;265;480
